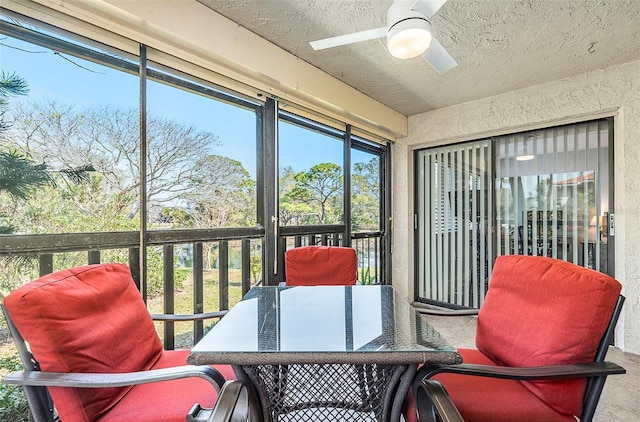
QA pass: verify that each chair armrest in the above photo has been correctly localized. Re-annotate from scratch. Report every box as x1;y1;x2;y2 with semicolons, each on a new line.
412;362;625;422
2;365;226;393
207;381;251;422
417;361;626;381
414;380;465;422
151;311;228;321
412;303;479;316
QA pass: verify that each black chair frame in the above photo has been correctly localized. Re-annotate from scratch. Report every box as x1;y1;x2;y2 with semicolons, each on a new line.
412;295;626;422
1;304;228;422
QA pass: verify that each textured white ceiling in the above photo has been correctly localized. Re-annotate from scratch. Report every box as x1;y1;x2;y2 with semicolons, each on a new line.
197;0;640;116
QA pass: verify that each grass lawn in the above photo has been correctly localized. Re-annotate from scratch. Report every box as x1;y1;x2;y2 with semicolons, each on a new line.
147;268;249;348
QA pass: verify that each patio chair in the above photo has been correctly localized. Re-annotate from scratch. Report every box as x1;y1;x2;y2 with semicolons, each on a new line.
285;245;357;286
403;255;626;422
1;263;236;422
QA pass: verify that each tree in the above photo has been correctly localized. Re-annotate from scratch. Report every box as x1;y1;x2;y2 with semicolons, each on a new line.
2;98;248;296
0;150;53;234
6;100;221;218
351;157;380;231
0;150;52;200
0;71;29;131
188;155;255;228
0;72;53;234
287;163;343;224
279;166;312;225
187;154;256;270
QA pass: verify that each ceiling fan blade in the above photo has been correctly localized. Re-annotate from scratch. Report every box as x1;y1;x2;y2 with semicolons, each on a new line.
423;37;458;73
412;0;448;19
310;26;387;50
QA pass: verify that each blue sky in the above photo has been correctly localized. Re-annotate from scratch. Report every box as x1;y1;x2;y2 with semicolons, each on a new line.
1;33;349;180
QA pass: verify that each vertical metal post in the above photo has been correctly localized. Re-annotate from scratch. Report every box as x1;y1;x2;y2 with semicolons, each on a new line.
606;117;615;276
139;44;148;303
262;98;278;285
344;125;352;247
383;142;393;285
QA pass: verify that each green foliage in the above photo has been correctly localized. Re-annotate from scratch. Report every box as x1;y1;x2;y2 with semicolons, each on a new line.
0;71;29;132
0;71;29;101
0;356;30;422
0;249;136;297
351;157;380;231
158;207;192;227
281;163;343;225
188;154;256;228
250;253;262;284
0;150;53;201
358;266;378;285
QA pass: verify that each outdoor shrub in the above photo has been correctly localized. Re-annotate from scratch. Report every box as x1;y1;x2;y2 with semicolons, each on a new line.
0;355;30;422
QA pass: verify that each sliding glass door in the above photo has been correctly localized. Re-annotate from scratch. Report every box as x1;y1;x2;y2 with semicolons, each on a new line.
415;140;493;308
415;118;613;308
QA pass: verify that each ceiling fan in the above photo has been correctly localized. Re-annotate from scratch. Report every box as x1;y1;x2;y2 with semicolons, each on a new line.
309;0;457;74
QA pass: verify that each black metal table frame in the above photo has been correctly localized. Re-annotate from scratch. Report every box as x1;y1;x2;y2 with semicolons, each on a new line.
188;286;461;422
236;362;416;422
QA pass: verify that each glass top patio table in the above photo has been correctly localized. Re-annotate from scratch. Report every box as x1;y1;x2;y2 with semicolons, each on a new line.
188;285;461;422
188;285;460;366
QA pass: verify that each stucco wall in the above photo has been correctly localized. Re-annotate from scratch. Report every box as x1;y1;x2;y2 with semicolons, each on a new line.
393;59;640;354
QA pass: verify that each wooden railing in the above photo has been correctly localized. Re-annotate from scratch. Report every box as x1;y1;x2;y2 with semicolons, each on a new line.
0;225;385;347
0;227;264;348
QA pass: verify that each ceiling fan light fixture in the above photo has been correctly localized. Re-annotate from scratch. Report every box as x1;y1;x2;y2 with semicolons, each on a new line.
515;154;535;161
387;18;432;59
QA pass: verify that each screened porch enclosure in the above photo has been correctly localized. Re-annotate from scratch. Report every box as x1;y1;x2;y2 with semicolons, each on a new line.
0;12;392;349
415;118;613;308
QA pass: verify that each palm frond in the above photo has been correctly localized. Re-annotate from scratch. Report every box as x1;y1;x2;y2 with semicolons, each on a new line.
0;150;53;200
58;164;96;184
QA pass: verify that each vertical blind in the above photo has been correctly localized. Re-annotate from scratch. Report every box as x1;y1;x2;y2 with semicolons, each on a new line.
416;140;492;308
415;118;611;308
495;119;610;272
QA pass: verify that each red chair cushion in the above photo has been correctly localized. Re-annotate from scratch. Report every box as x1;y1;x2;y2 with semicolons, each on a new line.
4;264;164;421
476;255;622;417
403;349;576;422
100;350;236;422
285;246;357;286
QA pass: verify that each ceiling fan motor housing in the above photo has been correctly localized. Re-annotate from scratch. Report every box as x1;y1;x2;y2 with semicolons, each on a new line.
386;1;432;59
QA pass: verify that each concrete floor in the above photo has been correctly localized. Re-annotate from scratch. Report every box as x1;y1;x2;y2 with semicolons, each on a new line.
424;314;640;421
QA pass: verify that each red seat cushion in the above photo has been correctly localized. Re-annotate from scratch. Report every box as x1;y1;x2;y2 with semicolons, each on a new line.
476;255;622;416
403;256;621;421
285;246;357;286
100;350;236;422
403;349;576;422
477;255;621;417
3;263;234;422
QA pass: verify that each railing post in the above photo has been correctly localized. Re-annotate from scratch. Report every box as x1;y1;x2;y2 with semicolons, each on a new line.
193;242;204;343
277;236;287;284
88;250;100;264
129;247;141;291
219;241;229;311
39;254;53;277
163;244;175;350
241;239;251;295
